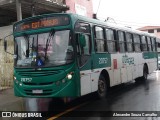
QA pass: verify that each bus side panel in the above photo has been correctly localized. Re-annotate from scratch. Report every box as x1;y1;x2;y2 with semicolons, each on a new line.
80;70;92;96
143;52;157;74
111;53;125;85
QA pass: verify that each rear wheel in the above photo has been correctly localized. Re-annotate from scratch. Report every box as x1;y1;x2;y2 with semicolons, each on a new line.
97;75;107;99
142;65;148;81
135;65;148;83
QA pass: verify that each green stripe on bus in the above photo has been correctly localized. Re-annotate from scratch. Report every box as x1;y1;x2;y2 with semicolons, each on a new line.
93;53;111;69
143;52;157;59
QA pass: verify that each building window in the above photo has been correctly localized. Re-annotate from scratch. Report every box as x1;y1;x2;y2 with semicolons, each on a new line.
148;29;154;33
157;29;160;32
95;26;106;52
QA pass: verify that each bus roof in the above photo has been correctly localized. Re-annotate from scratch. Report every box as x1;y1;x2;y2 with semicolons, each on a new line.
14;13;156;38
72;13;156;37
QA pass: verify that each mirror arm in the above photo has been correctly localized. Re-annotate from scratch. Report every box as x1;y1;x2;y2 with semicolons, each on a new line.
3;33;13;54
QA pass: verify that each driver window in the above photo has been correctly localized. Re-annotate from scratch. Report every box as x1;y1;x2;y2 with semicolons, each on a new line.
75;22;91;67
80;34;90;55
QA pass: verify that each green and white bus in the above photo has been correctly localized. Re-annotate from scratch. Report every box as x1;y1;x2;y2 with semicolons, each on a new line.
157;39;160;69
4;13;157;98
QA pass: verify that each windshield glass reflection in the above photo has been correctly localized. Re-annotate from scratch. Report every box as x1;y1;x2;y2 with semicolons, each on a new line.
14;30;74;68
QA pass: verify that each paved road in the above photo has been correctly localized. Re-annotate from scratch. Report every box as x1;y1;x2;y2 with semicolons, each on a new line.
47;71;160;120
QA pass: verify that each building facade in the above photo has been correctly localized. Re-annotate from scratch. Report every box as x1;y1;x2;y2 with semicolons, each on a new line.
138;26;160;38
0;0;93;38
0;0;93;27
66;0;93;18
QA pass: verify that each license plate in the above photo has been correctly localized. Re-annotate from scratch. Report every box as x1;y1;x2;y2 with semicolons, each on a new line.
32;90;43;94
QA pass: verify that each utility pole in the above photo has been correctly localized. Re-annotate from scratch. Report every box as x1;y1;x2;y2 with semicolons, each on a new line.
16;0;22;21
31;4;36;17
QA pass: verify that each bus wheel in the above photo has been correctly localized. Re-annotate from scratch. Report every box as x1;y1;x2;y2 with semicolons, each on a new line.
135;65;148;83
97;75;107;99
143;65;148;81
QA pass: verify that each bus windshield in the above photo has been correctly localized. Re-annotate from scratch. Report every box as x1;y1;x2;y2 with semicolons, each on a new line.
14;30;74;68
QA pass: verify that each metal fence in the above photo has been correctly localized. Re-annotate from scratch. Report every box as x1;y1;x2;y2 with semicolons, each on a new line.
0;39;14;90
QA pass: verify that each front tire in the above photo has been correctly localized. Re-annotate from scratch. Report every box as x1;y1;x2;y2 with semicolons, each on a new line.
97;75;107;99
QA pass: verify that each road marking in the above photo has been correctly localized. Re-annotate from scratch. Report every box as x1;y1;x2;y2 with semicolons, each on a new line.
47;102;89;120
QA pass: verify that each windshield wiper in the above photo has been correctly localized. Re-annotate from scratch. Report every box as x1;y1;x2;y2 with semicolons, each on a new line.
44;29;55;62
23;33;29;57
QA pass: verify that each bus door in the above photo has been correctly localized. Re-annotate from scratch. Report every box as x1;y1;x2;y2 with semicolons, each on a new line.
76;33;92;96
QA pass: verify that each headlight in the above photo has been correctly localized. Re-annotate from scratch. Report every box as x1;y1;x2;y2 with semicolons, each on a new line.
19;83;22;86
67;74;72;80
62;79;66;83
14;76;16;80
15;80;19;84
66;72;74;80
56;81;60;86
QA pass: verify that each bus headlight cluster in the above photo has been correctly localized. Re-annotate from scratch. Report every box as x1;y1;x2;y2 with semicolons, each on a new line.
19;83;23;86
67;74;72;80
55;72;74;86
14;76;18;84
66;72;74;80
62;79;66;83
14;76;23;86
56;81;60;86
55;79;66;86
15;80;23;86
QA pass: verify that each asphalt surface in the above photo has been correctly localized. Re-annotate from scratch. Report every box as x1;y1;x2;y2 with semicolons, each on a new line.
1;71;160;120
46;71;160;120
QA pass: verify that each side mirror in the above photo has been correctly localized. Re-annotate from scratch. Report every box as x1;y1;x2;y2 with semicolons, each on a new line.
3;34;14;55
4;40;7;52
79;34;86;47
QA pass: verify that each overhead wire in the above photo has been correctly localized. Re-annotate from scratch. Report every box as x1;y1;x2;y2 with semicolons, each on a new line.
96;0;102;15
97;16;160;29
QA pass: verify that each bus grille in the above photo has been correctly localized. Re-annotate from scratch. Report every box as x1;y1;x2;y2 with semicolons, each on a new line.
24;89;53;96
16;69;63;77
23;82;54;85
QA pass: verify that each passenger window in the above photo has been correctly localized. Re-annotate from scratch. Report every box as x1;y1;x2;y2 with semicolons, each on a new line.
147;37;152;51
95;26;106;52
106;28;116;52
133;34;141;52
126;32;133;52
83;35;90;55
118;31;125;52
141;36;148;51
151;38;156;51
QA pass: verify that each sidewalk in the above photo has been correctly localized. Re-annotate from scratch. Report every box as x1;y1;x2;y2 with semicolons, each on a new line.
0;88;54;120
0;88;25;120
0;88;25;111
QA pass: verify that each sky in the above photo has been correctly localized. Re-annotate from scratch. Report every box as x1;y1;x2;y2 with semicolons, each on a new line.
92;0;160;29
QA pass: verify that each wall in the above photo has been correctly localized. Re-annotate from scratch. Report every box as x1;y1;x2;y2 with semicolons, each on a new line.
0;25;13;39
0;25;14;90
66;0;93;18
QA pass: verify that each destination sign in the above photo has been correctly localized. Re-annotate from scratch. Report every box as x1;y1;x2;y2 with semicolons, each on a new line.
14;15;70;32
